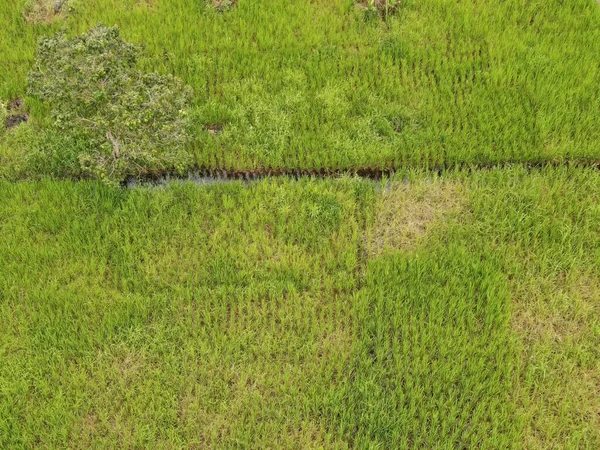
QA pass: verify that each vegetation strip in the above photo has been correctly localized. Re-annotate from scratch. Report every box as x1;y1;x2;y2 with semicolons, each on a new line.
1;0;599;447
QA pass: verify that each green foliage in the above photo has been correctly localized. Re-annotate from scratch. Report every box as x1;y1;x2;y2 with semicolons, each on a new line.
1;1;599;447
0;100;6;130
27;26;193;183
25;129;90;178
0;178;364;448
346;248;517;447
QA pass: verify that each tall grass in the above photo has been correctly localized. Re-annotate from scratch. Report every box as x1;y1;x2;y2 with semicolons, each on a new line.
1;0;599;176
1;168;599;447
0;178;369;448
341;247;519;447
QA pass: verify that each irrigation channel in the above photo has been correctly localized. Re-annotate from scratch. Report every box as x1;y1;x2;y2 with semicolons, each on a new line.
123;159;600;188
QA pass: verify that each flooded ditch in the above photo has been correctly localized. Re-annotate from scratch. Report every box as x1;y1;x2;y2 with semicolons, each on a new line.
122;160;600;189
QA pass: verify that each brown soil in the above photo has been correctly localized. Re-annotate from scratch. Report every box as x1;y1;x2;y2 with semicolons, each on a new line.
5;114;28;129
209;0;237;12
205;124;223;135
4;98;28;129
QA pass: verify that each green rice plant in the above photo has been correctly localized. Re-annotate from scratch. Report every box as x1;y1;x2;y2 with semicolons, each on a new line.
1;1;599;445
0;177;367;448
327;166;600;448
1;168;600;447
343;248;518;447
0;0;597;174
466;167;600;448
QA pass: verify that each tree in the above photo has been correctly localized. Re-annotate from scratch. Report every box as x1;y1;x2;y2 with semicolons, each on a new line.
28;25;193;183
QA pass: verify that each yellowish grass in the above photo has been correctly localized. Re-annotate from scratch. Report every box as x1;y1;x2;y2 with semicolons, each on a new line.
172;293;354;448
23;0;72;24
367;179;467;257
512;270;600;448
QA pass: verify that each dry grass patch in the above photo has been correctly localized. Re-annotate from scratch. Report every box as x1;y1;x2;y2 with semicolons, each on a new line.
512;270;600;448
65;345;158;447
367;179;467;257
356;0;401;21
208;0;237;12
178;376;350;449
513;271;600;346
22;0;73;24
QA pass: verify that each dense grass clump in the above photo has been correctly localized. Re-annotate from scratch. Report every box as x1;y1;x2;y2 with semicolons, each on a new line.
343;248;518;447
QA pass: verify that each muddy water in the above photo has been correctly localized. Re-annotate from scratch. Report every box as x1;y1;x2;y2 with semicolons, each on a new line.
122;160;600;189
123;167;397;189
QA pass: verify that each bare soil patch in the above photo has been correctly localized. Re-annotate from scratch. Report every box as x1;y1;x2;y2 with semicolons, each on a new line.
209;0;237;12
204;124;223;135
4;99;28;129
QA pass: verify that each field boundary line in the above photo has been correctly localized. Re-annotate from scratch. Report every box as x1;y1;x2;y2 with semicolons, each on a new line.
123;159;600;186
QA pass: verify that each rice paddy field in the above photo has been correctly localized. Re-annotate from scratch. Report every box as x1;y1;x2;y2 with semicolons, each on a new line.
1;0;600;174
1;0;600;449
